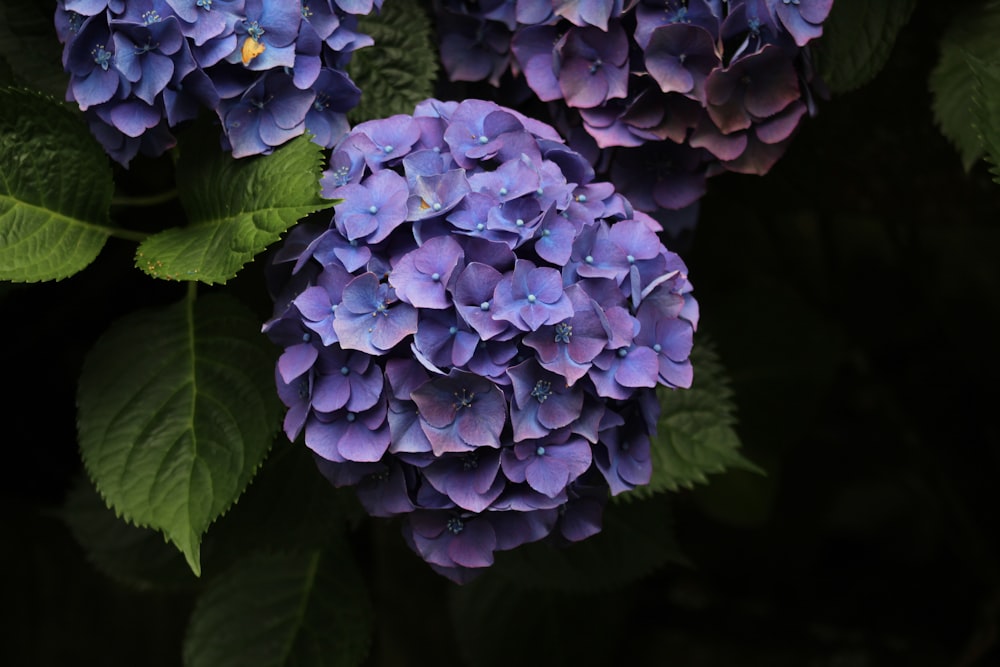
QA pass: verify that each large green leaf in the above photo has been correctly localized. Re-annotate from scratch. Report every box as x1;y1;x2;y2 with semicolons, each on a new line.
347;0;439;122
623;342;760;499
930;1;1000;172
970;55;1000;183
0;87;113;282
183;548;373;667
815;0;917;94
77;292;281;575
136;132;331;284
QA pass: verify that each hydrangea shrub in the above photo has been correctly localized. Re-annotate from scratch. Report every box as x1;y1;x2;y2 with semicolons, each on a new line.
264;97;698;581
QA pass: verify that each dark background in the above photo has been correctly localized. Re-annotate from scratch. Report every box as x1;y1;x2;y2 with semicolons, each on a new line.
3;2;999;665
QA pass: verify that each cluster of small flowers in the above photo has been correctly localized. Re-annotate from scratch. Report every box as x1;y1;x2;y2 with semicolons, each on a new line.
264;98;698;582
434;0;832;225
54;0;380;164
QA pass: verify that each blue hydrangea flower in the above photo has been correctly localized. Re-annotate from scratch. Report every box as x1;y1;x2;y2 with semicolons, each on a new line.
55;0;378;164
265;98;699;582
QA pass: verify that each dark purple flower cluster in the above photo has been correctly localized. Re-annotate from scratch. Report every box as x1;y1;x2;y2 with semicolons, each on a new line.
55;0;378;164
264;98;698;582
433;0;832;225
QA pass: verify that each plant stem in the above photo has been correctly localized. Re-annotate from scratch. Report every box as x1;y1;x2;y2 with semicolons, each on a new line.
106;226;149;242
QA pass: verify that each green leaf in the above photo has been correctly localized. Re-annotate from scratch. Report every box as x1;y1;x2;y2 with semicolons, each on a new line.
60;472;198;592
0;87;113;282
930;1;1000;172
183;548;373;667
815;0;917;94
347;0;439;122
136;132;331;284
621;341;760;500
0;0;67;99
969;55;1000;183
493;494;688;592
77;292;281;575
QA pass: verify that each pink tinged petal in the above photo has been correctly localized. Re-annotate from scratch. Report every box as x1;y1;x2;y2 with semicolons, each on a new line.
283;400;308;442
537;391;584;430
369;303;418;351
647;56;695;95
341;212;379;240
422;422;475;456
444;473;505;513
755;100;807;144
776;2;827;46
560;58;611;109
456;404;505;448
449;519;497;568
525;455;569;497
387;400;433;454
346;366;384;412
690;119;749;161
511;403;550;442
110;101;162;137
294;285;334;320
798;0;834;23
337;417;391;462
278;343;318;383
342;273;381;313
332;312;380;355
660;357;693;388
452;331;480;367
305;415;347;463
411;385;457;428
615;346;660;388
258;116;304;148
311;373;350;412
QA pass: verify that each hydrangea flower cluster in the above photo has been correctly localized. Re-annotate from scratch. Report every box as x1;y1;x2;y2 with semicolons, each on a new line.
434;0;833;225
264;98;698;582
54;0;380;164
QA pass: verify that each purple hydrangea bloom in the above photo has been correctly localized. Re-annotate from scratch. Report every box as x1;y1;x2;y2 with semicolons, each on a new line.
265;98;699;582
55;0;377;164
432;0;833;227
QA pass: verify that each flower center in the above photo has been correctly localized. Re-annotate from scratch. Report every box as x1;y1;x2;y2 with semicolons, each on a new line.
92;45;112;71
245;20;265;41
531;380;552;403
446;517;464;534
453;388;476;410
197;0;212;9
554;322;573;344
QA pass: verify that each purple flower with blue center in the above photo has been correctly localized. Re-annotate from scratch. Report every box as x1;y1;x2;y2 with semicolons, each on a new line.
266;97;699;582
219;69;314;158
410;369;508;455
333;272;418;355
